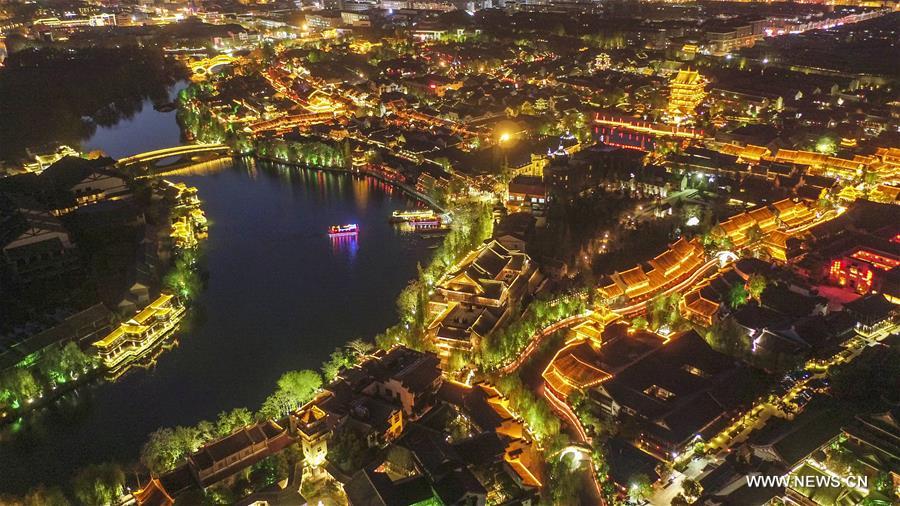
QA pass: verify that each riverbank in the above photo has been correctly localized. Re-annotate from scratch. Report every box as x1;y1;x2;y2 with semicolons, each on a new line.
0;160;434;494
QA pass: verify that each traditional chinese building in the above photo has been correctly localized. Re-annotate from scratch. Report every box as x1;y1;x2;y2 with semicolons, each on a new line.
92;293;184;370
667;69;706;122
427;240;540;362
598;237;705;303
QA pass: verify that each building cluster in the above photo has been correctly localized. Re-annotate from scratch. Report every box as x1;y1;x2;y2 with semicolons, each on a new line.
427;240;541;363
135;346;543;505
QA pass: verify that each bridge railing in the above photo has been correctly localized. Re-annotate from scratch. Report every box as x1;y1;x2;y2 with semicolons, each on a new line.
116;144;230;166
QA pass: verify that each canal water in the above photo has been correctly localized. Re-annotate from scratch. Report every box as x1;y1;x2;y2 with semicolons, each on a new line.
0;85;432;493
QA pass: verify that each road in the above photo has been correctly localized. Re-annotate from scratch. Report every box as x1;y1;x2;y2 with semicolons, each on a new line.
541;384;606;504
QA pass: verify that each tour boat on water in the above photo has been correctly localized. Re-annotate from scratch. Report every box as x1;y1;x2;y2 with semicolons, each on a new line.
390;209;435;223
328;224;359;236
410;217;442;230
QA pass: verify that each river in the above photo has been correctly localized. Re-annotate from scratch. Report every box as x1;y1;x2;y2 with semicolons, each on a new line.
0;83;433;493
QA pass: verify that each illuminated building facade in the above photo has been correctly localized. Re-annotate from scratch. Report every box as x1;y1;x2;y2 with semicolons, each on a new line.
667;69;706;122
828;247;899;295
92;293;185;369
598;237;705;303
428;240;540;361
304;346;442;450
296;404;330;479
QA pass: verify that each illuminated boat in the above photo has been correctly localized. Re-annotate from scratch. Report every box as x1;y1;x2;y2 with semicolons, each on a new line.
411;217;442;230
390;209;435;223
328;224;359;236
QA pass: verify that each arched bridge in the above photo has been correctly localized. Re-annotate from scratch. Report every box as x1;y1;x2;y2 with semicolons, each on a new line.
188;54;238;77
116;144;231;167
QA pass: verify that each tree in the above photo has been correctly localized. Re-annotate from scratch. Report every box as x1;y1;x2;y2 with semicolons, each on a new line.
628;473;652;503
346;339;373;359
747;274;767;301
249;453;289;490
141;428;182;474
745;224;764;245
706;317;749;356
321;348;355;382
277;370;322;408
71;463;124;506
23;486;70;506
59;342;94;379
215;408;253;437
727;283;749;309
671;494;691;506
632;316;648;330
258;390;294;421
195;420;216;443
327;430;368;473
173;426;204;455
681;478;703;502
0;368;41;406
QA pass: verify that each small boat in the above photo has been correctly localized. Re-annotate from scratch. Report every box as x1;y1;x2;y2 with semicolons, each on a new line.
328;224;359;236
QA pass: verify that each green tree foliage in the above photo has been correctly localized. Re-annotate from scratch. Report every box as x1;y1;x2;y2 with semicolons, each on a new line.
648;293;684;331
682;478;703;502
327;430;369;474
727;282;749;309
632;316;648;330
747;274;767;300
495;375;560;440
701;229;733;253
346;338;374;359
546;449;584;505
215;408;254;437
705;317;749;357
61;342;96;378
249;453;290;490
480;294;586;369
0;367;41;407
628;473;652;503
140;426;204;474
321;347;356;382
70;463;124;506
163;256;202;300
22;486;70;506
276;369;322;409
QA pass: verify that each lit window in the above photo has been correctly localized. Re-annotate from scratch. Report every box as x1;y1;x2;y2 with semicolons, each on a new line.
643;384;676;401
682;364;709;378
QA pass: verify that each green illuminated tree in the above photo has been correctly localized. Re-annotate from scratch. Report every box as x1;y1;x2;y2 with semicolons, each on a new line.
141;428;184;474
0;368;41;406
258;390;293;421
322;348;355;382
727;283;749;309
682;478;703;502
215;408;253;437
747;274;767;301
23;485;70;506
346;339;373;359
250;453;289;490
628;473;652;503
71;463;124;506
279;369;322;405
59;342;94;378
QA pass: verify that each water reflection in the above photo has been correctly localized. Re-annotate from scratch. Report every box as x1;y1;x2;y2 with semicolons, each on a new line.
0;159;433;494
330;234;359;260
